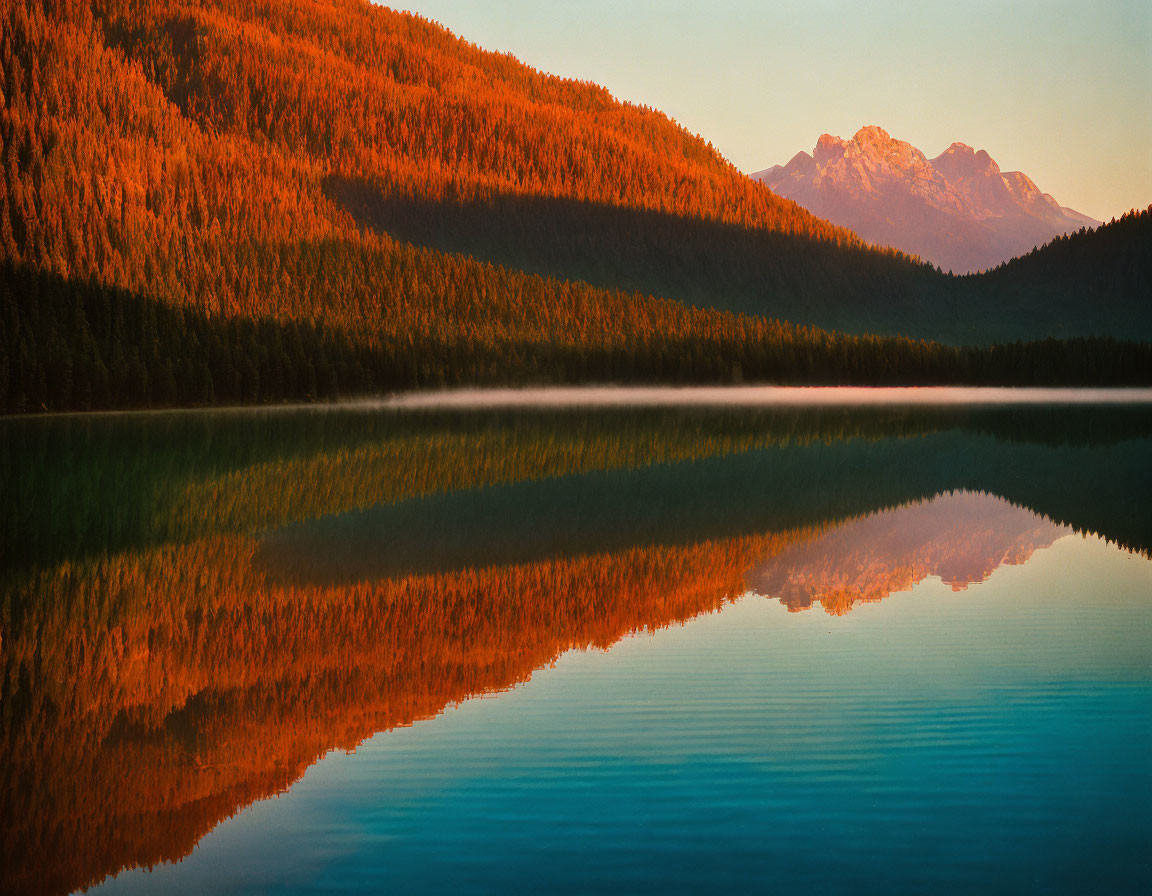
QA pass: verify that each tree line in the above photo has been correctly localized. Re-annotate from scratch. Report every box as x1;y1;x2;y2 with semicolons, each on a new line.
4;259;1151;415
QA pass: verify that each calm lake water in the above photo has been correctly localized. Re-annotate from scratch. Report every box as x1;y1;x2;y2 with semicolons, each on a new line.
2;391;1151;894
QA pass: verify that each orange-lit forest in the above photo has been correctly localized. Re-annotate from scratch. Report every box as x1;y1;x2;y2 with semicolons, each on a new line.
0;525;818;896
0;485;1110;895
2;0;1150;413
2;495;1067;896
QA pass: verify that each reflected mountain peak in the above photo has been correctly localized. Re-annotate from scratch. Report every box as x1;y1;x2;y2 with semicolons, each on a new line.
747;492;1071;615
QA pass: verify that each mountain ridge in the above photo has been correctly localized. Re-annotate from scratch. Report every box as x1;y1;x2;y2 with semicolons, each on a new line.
754;126;1099;273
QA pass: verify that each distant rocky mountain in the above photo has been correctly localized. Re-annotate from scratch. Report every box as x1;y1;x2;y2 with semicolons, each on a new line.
753;126;1099;273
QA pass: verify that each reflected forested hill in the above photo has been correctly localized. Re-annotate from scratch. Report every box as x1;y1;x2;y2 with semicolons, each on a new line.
2;404;1151;895
4;403;1152;571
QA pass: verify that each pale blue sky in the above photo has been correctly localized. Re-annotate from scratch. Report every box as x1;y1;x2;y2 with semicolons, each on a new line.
392;0;1151;221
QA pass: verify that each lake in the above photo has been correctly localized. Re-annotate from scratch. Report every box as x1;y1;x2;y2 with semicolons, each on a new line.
2;390;1151;894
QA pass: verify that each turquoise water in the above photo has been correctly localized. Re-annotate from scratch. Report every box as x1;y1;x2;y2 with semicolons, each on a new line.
1;399;1150;894
92;534;1152;896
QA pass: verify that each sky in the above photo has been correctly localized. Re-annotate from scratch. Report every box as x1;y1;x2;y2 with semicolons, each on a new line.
393;0;1152;222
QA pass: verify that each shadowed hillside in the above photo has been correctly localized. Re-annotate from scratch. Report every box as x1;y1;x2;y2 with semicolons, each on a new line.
953;206;1152;341
6;261;1151;413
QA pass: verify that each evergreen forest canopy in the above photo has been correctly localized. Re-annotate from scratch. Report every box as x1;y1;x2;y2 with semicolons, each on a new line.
1;0;1150;413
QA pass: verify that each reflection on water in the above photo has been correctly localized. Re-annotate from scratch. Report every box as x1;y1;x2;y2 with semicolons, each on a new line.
749;492;1071;614
1;401;1151;895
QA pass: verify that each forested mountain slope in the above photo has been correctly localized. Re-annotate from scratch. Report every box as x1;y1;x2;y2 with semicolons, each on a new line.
954;207;1152;342
839;207;1152;345
0;0;928;315
0;0;1148;412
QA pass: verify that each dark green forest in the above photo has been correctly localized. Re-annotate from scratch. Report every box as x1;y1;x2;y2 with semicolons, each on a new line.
4;261;1152;414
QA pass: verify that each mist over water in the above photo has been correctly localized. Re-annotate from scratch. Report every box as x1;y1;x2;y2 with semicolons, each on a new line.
380;385;1152;409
